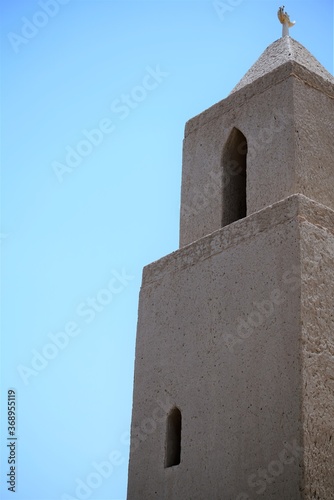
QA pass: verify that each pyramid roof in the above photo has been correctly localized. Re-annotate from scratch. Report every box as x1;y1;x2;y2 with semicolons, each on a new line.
230;37;334;94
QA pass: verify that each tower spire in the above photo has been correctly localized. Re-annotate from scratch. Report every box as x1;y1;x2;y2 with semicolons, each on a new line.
278;5;296;37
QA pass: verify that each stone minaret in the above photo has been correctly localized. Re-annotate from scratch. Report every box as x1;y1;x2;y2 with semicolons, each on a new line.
127;35;334;499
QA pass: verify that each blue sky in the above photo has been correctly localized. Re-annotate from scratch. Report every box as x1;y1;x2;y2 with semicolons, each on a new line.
0;1;333;499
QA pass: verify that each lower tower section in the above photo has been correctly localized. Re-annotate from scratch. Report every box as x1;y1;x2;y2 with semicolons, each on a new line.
127;195;334;499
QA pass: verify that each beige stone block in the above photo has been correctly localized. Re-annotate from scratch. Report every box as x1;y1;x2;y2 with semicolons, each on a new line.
180;40;334;247
127;195;334;499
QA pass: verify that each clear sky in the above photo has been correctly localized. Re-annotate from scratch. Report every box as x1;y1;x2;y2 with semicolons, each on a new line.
0;1;333;499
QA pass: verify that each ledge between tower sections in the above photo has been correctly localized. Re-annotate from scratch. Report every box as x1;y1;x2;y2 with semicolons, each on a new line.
142;194;334;286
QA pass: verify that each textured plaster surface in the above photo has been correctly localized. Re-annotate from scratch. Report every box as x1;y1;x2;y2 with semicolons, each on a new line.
230;37;334;94
180;72;295;247
300;218;334;499
180;54;334;247
128;196;334;500
294;77;334;213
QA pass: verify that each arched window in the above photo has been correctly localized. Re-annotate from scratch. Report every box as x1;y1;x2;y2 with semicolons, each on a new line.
222;128;247;227
165;407;181;468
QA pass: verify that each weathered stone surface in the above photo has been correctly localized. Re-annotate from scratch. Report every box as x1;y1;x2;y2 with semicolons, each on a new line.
180;53;334;247
300;219;334;499
127;195;334;499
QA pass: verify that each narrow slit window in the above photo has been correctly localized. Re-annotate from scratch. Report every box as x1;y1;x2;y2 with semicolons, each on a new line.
165;407;181;468
222;128;247;227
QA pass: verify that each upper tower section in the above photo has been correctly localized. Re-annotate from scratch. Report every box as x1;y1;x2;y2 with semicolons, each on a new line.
179;36;334;247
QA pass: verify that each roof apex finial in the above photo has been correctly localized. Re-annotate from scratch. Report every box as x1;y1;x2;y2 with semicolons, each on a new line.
277;6;296;37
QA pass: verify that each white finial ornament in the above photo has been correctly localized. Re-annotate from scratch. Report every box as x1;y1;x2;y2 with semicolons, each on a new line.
277;6;296;37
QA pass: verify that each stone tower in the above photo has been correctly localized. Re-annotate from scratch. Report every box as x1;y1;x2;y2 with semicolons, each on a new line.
127;36;334;499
